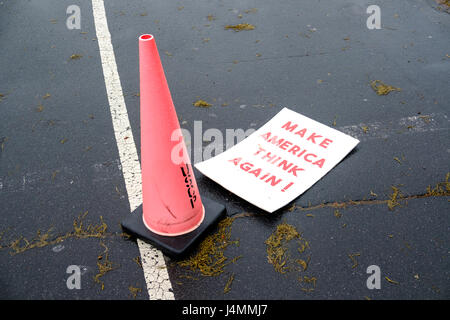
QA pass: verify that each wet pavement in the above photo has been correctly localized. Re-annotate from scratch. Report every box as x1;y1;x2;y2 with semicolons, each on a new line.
0;0;449;299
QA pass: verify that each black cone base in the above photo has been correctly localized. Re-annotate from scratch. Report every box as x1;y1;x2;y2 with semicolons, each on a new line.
121;197;226;258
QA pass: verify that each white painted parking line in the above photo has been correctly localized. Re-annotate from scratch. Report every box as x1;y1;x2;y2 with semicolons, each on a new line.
91;0;174;300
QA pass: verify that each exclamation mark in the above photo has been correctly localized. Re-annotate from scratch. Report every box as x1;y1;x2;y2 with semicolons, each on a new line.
281;182;294;192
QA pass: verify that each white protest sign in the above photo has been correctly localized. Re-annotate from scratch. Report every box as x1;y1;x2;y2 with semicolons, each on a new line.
195;107;359;212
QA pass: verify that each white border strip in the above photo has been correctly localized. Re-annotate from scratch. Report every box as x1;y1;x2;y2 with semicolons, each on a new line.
91;0;174;300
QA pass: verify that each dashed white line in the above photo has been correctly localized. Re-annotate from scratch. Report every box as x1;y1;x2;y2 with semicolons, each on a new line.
91;0;174;300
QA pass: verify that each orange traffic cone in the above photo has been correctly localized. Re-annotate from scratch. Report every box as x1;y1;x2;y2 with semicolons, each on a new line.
139;34;205;236
121;34;226;257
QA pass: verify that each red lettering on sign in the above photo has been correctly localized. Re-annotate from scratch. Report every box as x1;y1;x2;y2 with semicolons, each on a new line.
288;165;304;177
319;138;333;149
279;140;292;150
278;122;334;148
262;152;277;162
313;158;325;168
281;182;294;192
281;121;298;132
304;153;317;162
306;133;322;144
278;160;293;171
240;162;253;171
268;135;285;146
288;145;301;155
228;158;284;187
248;168;262;177
229;157;242;165
265;175;282;186
260;132;271;140
294;128;306;138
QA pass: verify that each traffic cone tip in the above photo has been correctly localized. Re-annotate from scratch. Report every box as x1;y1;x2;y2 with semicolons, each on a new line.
139;34;154;41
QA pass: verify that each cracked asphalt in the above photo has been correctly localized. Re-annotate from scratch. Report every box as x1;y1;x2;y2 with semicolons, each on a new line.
0;0;449;300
